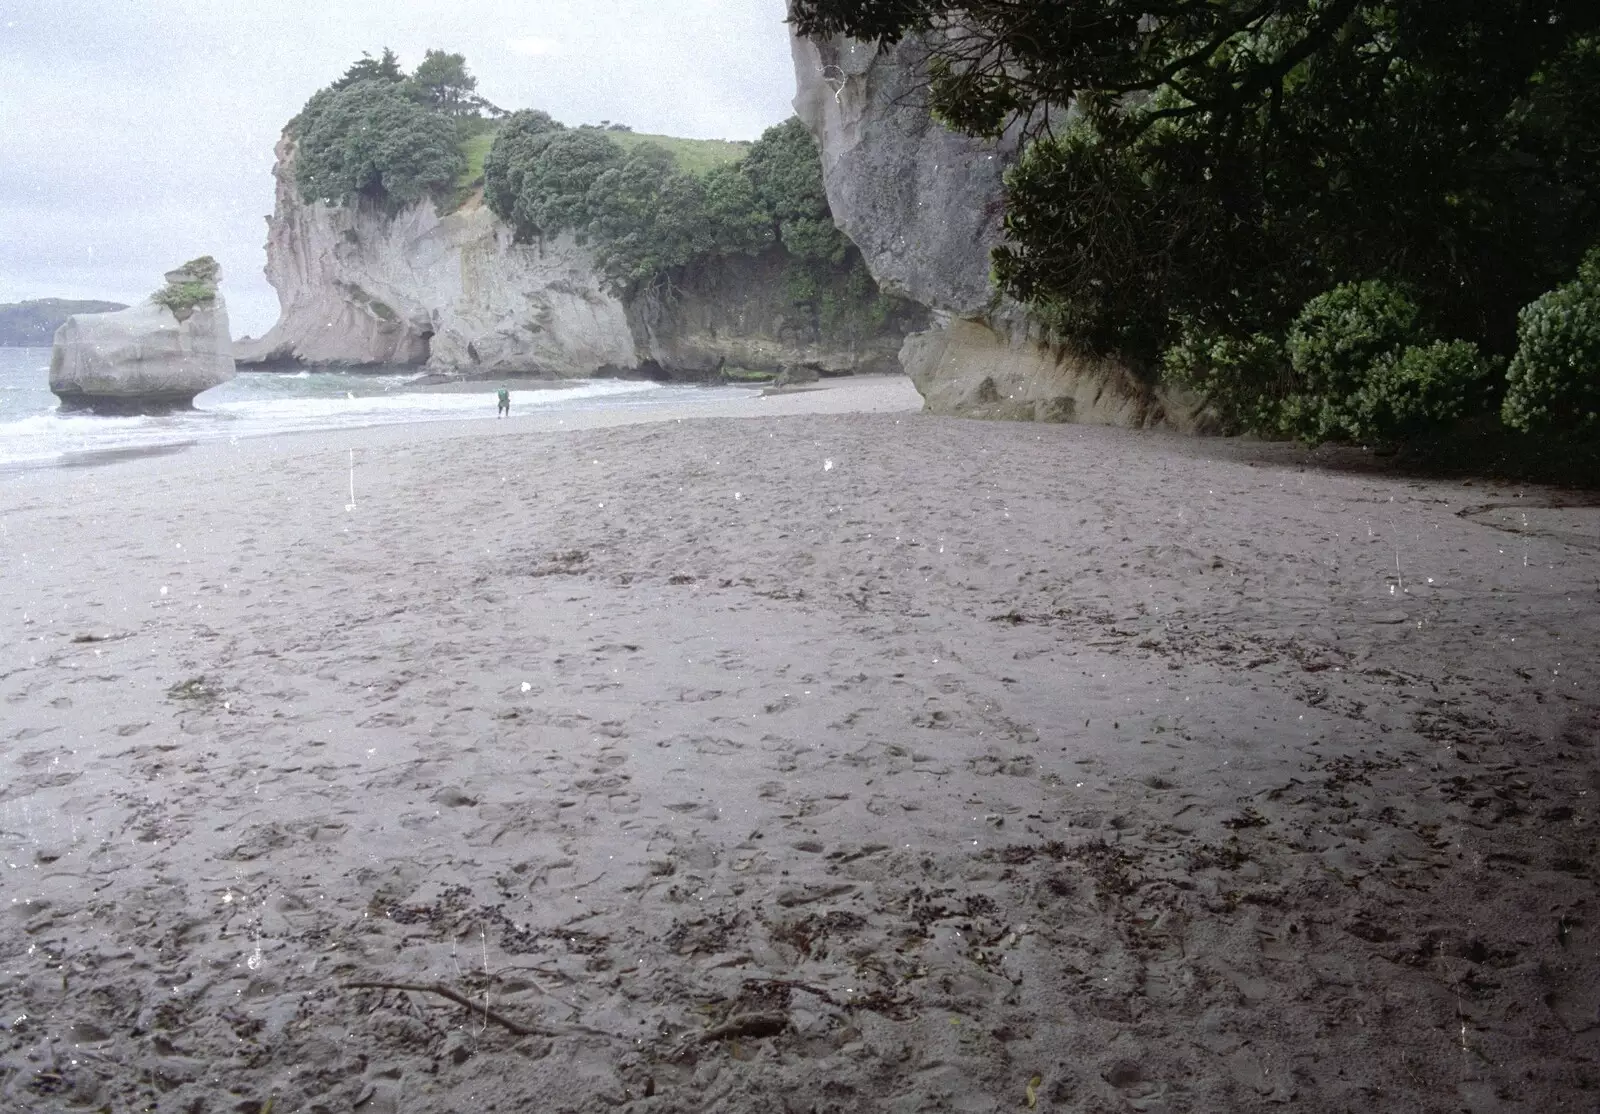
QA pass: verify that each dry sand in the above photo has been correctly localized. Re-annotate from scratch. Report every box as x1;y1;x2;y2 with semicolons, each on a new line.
2;376;1597;1112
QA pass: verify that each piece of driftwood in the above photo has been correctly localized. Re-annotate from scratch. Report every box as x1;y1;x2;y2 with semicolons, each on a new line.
696;1012;789;1043
341;979;627;1041
342;980;542;1036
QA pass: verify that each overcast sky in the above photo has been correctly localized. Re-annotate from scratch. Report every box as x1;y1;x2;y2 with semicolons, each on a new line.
0;0;798;336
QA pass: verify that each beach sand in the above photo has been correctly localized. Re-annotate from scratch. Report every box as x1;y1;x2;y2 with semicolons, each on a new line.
2;376;1597;1112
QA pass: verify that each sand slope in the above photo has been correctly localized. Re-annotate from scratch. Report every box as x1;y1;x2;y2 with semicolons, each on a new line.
2;385;1597;1112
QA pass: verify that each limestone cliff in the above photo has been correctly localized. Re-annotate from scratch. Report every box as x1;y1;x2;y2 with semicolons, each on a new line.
238;136;633;375
626;247;920;380
790;29;1210;430
240;135;915;379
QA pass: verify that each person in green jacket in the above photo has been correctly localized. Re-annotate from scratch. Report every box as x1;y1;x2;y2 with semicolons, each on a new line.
497;387;510;418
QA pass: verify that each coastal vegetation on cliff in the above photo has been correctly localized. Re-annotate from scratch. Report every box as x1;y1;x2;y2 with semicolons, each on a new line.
288;50;899;346
793;1;1600;449
151;256;222;318
484;113;893;334
291;49;499;209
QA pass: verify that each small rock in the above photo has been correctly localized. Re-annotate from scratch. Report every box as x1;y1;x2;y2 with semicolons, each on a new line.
773;363;821;388
430;787;478;808
442;1031;474;1066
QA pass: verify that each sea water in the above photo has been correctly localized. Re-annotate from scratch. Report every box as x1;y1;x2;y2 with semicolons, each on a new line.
0;349;750;467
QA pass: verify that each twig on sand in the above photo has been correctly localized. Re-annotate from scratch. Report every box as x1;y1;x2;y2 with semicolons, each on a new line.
340;980;620;1041
667;1011;792;1060
695;1012;789;1044
342;980;537;1036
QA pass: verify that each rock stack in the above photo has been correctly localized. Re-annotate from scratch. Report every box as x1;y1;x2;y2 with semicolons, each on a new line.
50;257;236;414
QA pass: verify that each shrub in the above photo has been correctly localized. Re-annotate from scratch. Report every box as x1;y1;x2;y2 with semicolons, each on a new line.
1286;281;1423;403
175;255;220;285
1502;251;1600;434
1278;281;1494;443
1283;282;1421;441
1161;324;1289;434
1347;340;1495;443
151;256;220;317
153;283;215;315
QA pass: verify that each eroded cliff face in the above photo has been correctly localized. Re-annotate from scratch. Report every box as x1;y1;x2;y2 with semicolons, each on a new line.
627;247;921;379
238;136;633;376
240;134;915;380
791;30;1210;431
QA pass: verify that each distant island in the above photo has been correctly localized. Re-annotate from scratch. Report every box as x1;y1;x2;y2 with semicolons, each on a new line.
0;299;127;347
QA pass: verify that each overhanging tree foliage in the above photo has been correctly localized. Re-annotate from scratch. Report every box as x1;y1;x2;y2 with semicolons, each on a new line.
410;50;480;117
791;1;1600;440
331;48;404;90
294;79;465;206
482;113;890;335
293;49;499;208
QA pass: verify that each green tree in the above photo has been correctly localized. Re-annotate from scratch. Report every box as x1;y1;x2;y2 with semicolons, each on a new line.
483;122;621;241
331;48;404;90
740;118;849;264
1503;249;1600;434
587;146;716;294
410;49;480;117
482;110;566;236
702;163;775;257
294;80;465;206
738;118;892;329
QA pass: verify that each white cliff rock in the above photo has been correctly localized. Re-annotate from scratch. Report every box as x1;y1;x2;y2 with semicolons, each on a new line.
626;247;918;379
50;274;235;414
237;136;635;376
238;134;914;379
904;317;1199;428
790;27;1210;431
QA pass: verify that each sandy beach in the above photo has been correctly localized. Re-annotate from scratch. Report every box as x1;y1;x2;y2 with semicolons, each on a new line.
2;375;1597;1112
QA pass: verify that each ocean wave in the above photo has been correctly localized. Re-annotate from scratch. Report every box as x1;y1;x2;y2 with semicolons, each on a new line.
1;412;159;435
0;377;702;467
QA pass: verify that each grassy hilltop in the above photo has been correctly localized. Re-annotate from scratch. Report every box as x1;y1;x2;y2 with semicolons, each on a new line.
456;124;749;199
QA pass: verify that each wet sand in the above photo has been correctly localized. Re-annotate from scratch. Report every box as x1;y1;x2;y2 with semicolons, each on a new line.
2;376;1597;1112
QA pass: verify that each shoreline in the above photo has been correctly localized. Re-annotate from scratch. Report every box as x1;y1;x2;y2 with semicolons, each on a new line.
0;374;922;477
2;386;1596;1111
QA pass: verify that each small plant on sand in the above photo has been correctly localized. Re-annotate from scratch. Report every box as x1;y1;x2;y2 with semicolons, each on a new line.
167;674;223;703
